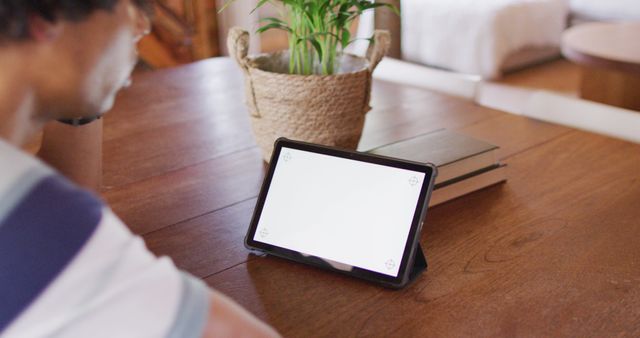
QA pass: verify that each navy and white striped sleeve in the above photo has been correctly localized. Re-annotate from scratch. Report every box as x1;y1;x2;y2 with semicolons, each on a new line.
0;168;102;332
0;141;209;338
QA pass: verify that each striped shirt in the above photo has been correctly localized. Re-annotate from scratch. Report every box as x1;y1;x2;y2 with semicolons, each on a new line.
0;139;208;338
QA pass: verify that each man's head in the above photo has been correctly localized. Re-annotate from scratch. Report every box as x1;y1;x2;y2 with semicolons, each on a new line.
0;0;152;120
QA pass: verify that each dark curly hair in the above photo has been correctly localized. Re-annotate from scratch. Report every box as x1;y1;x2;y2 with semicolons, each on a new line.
0;0;152;41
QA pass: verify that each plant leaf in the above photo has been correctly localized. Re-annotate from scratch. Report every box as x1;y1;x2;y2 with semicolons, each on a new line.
218;0;236;13
250;0;272;14
259;17;288;25
257;22;292;34
235;0;400;75
297;37;323;61
341;29;350;49
309;39;323;61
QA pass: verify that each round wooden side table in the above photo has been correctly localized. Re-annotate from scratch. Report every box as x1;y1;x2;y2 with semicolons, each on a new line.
562;22;640;111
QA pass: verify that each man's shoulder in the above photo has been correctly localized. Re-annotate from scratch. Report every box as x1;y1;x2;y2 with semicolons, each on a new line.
0;139;53;205
0;138;103;230
0;140;208;338
0;138;105;333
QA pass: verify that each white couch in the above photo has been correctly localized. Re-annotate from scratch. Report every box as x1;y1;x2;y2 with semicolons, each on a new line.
570;0;640;23
353;0;640;79
400;0;569;79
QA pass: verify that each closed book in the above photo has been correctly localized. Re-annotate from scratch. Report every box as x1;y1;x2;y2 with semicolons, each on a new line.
366;129;499;184
429;164;507;206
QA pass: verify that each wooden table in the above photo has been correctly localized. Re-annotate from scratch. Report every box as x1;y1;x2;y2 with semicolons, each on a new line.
562;22;640;111
104;58;640;337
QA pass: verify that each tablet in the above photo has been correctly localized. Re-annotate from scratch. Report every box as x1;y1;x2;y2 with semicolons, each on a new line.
245;138;437;288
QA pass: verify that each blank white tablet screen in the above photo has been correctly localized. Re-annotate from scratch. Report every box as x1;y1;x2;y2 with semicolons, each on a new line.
253;147;426;277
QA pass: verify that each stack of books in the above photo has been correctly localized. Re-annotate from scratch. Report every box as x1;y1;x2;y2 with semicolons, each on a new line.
367;129;506;206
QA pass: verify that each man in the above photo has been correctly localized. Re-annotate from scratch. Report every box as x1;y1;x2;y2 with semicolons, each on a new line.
0;1;280;337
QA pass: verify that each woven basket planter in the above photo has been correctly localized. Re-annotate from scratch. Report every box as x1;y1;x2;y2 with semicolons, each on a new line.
227;27;390;161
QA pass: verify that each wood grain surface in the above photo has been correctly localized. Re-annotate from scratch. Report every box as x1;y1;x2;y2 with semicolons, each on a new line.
103;57;640;337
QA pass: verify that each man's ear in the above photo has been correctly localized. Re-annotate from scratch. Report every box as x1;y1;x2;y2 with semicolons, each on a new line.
28;14;62;42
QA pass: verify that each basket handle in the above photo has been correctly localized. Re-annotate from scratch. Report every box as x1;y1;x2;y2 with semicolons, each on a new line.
363;30;390;112
227;27;262;118
227;27;251;75
366;30;391;72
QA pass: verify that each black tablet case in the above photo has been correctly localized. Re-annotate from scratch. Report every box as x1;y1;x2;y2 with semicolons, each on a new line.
409;244;428;283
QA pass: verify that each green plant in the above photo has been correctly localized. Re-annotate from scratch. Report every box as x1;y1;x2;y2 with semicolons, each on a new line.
221;0;398;75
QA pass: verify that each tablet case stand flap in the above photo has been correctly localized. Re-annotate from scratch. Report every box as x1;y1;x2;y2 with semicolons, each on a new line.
408;244;428;282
